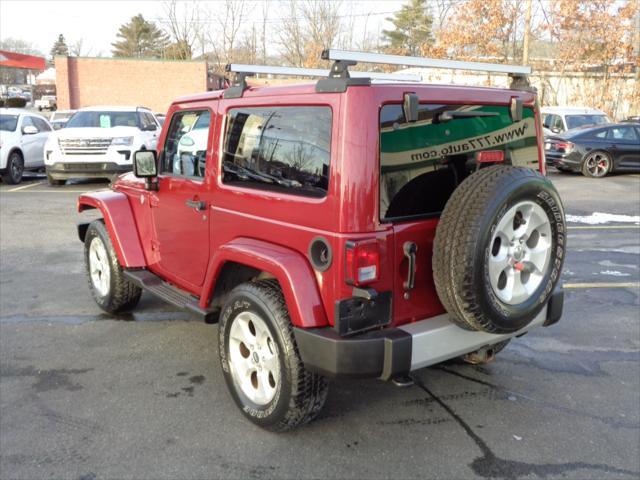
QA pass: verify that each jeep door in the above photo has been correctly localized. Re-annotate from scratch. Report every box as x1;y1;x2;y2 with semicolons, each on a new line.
149;106;215;290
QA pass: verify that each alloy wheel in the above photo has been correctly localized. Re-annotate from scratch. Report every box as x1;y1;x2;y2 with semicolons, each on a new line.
488;201;552;305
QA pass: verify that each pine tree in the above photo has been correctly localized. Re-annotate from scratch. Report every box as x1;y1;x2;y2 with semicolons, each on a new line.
111;14;169;58
381;0;434;55
50;34;69;58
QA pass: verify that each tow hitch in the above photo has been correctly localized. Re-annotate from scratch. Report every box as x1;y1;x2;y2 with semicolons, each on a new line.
462;345;497;365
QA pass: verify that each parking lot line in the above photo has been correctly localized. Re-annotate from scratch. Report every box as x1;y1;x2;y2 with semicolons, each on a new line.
564;282;640;289
567;225;640;230
5;181;45;192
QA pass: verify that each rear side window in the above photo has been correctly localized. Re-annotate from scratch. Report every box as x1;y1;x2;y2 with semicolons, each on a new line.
607;126;638;141
222;106;331;198
380;103;537;221
161;110;211;178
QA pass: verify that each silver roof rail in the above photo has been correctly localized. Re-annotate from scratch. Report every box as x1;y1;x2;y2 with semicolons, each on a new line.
223;63;422;98
322;49;532;75
227;64;422;82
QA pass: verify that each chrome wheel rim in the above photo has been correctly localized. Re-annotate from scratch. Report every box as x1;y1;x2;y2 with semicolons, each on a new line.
488;201;552;305
228;311;280;405
89;237;110;297
585;153;610;177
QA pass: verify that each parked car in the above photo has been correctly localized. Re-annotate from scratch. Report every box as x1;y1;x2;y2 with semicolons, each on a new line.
620;115;639;124
0;108;52;184
35;95;57;111
541;106;610;136
44;106;161;185
545;123;640;177
49;110;76;130
77;52;565;431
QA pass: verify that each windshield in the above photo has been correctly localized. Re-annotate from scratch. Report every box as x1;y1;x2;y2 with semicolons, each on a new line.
51;112;74;121
66;111;139;128
0;115;18;132
566;114;610;130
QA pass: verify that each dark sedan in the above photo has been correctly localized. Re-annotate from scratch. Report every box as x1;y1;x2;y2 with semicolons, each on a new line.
545;123;640;178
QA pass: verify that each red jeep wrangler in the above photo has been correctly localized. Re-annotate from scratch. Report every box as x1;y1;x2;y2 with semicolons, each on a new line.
77;50;565;431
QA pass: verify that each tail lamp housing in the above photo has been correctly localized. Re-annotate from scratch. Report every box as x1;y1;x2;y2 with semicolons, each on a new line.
345;239;380;286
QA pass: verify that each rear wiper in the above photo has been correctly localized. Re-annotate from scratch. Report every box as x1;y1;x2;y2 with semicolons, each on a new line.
436;110;499;123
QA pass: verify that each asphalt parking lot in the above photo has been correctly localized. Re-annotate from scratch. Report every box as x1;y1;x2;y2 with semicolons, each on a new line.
1;171;639;480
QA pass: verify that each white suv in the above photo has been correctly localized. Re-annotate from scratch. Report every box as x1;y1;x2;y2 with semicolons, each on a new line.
1;108;53;184
44;106;160;185
541;106;610;136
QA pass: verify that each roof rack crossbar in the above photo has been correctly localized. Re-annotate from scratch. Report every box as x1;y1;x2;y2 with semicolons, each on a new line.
322;49;532;76
225;64;421;82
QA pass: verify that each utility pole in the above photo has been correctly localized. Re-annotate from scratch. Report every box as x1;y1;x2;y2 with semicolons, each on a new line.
522;0;533;65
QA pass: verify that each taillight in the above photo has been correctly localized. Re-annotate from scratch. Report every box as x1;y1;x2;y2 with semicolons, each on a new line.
476;150;505;163
345;239;380;286
552;141;574;152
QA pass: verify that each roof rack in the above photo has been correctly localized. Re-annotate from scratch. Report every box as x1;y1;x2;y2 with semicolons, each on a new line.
223;63;422;99
321;49;533;92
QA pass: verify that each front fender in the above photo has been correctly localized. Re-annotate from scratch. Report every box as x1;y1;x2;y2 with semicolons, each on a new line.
77;190;146;268
202;238;328;329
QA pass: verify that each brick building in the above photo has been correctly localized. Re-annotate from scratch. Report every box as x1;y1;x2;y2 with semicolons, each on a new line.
55;56;225;113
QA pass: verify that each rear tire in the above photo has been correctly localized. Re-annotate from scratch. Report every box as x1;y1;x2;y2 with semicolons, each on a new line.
2;152;24;185
581;151;611;178
84;220;142;314
219;280;328;432
433;166;565;334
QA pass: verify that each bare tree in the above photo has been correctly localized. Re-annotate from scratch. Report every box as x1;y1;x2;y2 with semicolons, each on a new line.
162;0;204;59
70;38;90;57
279;0;343;67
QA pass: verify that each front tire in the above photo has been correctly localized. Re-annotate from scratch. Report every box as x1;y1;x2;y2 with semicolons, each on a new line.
84;220;142;314
47;173;65;186
219;280;328;432
581;151;611;178
2;152;24;184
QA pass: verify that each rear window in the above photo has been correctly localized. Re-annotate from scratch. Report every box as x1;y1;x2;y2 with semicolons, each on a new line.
565;114;609;130
380;104;537;221
222;106;331;198
66;111;139;128
0;115;18;132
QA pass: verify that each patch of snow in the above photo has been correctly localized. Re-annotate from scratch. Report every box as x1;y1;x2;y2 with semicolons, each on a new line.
566;212;640;225
599;270;631;277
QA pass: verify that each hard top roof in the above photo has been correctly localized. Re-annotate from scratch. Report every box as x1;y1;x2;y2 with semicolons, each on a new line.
174;81;535;105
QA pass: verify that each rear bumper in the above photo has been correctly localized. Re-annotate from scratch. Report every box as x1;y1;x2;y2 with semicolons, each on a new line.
294;289;564;380
46;163;131;179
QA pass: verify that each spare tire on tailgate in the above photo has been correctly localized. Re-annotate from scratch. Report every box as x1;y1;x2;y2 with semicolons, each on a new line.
433;165;565;334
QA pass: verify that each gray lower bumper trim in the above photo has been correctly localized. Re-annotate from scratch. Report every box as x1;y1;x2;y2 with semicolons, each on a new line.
399;307;547;371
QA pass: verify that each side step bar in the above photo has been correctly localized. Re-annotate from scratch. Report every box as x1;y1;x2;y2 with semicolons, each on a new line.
123;269;218;323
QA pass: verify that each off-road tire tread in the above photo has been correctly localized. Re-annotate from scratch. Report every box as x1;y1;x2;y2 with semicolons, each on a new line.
220;280;328;432
433;165;552;333
84;220;142;314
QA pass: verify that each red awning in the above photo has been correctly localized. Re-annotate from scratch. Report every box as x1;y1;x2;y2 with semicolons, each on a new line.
0;50;46;71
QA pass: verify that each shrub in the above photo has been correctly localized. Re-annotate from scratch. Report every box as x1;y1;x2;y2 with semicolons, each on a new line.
0;99;4;107
5;97;27;108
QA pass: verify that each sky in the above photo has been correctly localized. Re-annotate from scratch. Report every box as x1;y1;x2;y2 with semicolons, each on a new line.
0;0;406;58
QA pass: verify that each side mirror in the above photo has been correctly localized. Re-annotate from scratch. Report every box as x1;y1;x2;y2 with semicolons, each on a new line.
403;93;419;123
551;127;561;134
133;150;159;191
22;125;38;135
143;123;157;132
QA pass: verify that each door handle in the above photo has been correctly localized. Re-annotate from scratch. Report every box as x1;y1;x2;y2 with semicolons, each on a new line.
403;241;417;290
185;199;207;211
